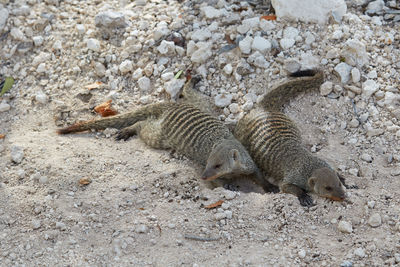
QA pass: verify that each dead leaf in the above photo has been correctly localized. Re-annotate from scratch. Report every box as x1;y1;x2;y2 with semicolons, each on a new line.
79;177;91;185
204;200;224;209
225;34;235;44
0;134;5;139
85;81;103;90
94;100;118;117
260;15;277;21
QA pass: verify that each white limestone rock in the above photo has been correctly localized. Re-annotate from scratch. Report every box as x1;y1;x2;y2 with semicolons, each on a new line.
338;220;353;233
342;39;368;68
119;60;133;74
239;35;253;54
251;36;271;53
280;38;295;50
200;6;223;19
95;11;127;29
165;79;185;100
190;42;212;63
157;40;175;55
334;62;352;84
271;0;347;24
191;28;211;41
87;38;101;52
362;80;379;98
215;93;233;108
0;7;9;32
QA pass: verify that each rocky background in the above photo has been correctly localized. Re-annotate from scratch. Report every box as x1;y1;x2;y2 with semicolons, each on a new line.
0;0;400;266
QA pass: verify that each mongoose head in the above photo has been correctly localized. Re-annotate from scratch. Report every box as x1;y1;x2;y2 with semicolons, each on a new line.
308;167;346;201
201;140;257;181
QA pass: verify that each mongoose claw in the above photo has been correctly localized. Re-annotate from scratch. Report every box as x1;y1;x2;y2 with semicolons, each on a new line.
264;184;280;194
223;183;239;192
115;130;131;141
298;193;315;207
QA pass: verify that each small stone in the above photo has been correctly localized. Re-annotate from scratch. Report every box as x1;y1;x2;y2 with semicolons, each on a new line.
349;118;359;128
136;224;149;233
119;60;133;74
362;80;379;98
165;79;185;100
280;38;295;50
65;80;74;88
334;62;352;84
342;39;368;68
10;27;25;41
351;68;360;83
239;35;253;54
35;92;48;104
32;36;44;46
76;24;85;34
340;260;353;267
320;81;333;96
283;27;299;39
223;190;236;200
337;220;353;233
298;249;306;259
94;11;127;29
367;70;377;79
39;176;48;184
132;68;143;80
0;101;11;112
229;103;240;114
354;247;366;258
191;28;211;41
251;36;271;53
214;212;227;220
11;145;24;164
0;7;9;32
87;38;101;52
214;93;232;108
32;219;41;230
139;95;151;105
223;64;233;75
360;153;372;163
200;6;223;19
346;85;362;94
224;210;233;219
161;72;174;81
366;0;384;15
395;253;400;264
36;63;47;73
138;77;151;93
94;62;106;76
157;40;175;55
367;200;375;209
190;42;212;63
247;51;270;68
284;59;301;73
368;213;382;227
56;222;67;231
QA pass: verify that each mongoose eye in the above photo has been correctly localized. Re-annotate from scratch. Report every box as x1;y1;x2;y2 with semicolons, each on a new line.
325;186;332;191
214;164;222;169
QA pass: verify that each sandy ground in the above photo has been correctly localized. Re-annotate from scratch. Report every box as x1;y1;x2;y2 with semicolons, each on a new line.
1;0;400;266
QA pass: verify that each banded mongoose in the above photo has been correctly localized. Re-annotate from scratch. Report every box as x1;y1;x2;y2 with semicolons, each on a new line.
182;70;349;206
57;78;275;191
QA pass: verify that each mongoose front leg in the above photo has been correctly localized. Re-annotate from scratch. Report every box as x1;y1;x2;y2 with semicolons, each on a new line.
280;183;314;207
252;171;279;193
116;123;141;141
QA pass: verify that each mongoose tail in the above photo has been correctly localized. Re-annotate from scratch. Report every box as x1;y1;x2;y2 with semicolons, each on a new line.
56;103;168;135
259;69;324;112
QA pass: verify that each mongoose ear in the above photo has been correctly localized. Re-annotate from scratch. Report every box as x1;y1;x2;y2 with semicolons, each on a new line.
230;149;239;162
308;177;316;188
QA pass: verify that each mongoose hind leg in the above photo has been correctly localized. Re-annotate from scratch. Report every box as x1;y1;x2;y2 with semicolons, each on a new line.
280;183;314;207
120;120;168;149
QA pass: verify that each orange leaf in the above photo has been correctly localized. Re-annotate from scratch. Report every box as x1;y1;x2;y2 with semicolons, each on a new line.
85;81;103;90
0;134;5;139
260;15;277;21
94;100;118;117
79;177;91;185
204;200;224;209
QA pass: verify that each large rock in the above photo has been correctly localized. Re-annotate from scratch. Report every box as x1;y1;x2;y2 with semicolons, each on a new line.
342;39;368;68
271;0;347;24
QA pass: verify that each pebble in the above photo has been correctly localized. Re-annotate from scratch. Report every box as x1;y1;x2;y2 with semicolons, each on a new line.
32;36;44;46
200;6;223;19
94;62;106;76
343;39;368;68
157;40;175;55
223;64;233;75
229;103;240;114
354;247;366;258
298;249;306;259
251;36;271;53
161;72;174;81
87;38;101;52
320;81;333;96
280;38;295;50
136;224;149;233
39;176;49;184
338;220;353;233
239;35;253;54
94;11;127;29
351;68;361;83
214;93;232;108
35;91;48;104
214;212;227;220
0;7;8;31
165;79;185;100
56;222;67;231
132;68;143;80
138;77;151;93
76;24;85;34
191;28;211;41
223;190;236;200
360;153;372;163
190;42;212;63
362;80;379;98
334;62;352;84
349;119;359;128
32;219;41;230
367;200;376;209
10;27;25;41
119;60;133;74
0;101;11;112
368;213;382;227
10;145;24;164
340;260;353;267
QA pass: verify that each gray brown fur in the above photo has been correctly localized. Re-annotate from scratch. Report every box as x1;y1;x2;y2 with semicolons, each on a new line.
182;70;347;206
57;79;273;190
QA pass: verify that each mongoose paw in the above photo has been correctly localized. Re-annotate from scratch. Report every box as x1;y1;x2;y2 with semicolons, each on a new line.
298;193;315;207
345;184;359;190
115;130;133;141
264;184;280;194
223;183;239;192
